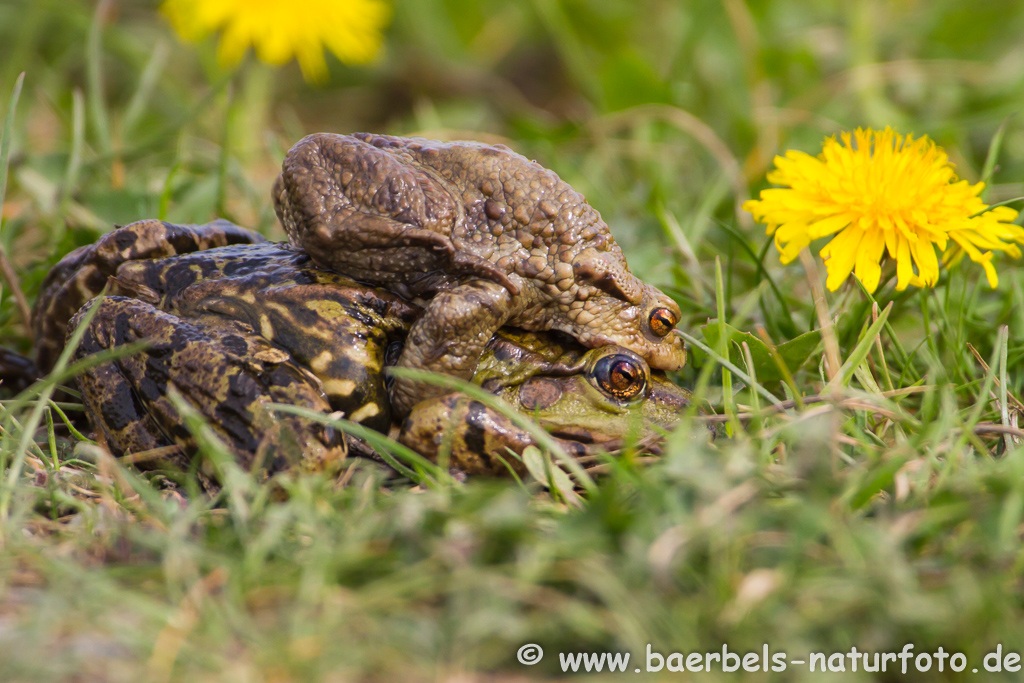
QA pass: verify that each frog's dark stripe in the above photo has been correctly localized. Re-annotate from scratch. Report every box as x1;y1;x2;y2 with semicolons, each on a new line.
98;373;147;433
76;313;146;434
113;228;139;252
111;309;133;341
137;328;185;408
462;400;490;457
215;373;268;456
72;299;186;455
219;334;248;357
162;263;203;296
565;440;586;458
223;253;278;276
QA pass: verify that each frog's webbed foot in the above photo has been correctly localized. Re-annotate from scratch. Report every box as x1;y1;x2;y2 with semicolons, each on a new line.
398;393;587;477
34;219;263;374
274;133;517;295
69;296;346;479
389;280;519;417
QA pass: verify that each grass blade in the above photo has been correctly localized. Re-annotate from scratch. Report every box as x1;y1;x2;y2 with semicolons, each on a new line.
53;88;85;244
678;329;785;407
0;292;109;521
828;302;892;390
386;366;597;494
0;73;29;333
715;256;736;434
271;403;453;487
122;40;170;142
999;325;1013;452
979;116;1012;199
86;0;113;156
0;71;24;224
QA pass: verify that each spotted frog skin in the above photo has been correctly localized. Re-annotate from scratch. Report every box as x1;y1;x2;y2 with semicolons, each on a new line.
274;133;687;416
34;221;696;479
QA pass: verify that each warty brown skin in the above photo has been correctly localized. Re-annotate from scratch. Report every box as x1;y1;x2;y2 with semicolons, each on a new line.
274;133;687;415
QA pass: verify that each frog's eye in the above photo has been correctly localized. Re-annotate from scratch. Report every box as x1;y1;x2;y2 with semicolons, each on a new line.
649;307;678;338
592;354;647;400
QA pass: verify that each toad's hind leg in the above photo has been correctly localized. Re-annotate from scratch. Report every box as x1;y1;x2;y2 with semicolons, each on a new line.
389;279;521;417
34;219;264;373
69;296;345;478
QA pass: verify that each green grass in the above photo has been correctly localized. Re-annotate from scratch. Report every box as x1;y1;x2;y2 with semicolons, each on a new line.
3;0;1024;680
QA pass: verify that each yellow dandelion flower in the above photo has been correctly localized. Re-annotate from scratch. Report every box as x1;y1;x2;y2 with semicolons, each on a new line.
161;0;391;82
743;127;1024;292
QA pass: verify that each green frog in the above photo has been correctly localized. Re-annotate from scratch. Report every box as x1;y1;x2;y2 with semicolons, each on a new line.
274;133;687;415
33;220;697;479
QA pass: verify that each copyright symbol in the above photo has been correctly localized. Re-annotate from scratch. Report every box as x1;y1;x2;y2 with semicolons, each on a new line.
517;643;544;665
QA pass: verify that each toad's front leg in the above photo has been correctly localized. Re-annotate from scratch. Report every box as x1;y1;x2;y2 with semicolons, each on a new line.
389;279;525;417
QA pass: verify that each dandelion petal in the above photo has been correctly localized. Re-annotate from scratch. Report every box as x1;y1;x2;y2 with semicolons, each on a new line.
743;127;1023;291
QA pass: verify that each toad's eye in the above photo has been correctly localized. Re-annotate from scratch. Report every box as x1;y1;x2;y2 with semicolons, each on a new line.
592;355;646;400
649;307;678;338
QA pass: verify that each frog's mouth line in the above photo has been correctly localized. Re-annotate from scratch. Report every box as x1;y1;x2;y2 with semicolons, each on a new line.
547;431;667;459
549;429;595;444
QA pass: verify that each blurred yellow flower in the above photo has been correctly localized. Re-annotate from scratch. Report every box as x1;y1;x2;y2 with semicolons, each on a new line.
744;127;1024;292
161;0;391;82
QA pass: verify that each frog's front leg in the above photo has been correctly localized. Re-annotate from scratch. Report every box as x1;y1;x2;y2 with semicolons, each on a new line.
389;279;524;417
398;394;586;477
69;296;346;478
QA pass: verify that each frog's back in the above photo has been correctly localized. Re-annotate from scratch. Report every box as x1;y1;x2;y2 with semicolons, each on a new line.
116;241;419;430
34;219;264;372
36;220;419;432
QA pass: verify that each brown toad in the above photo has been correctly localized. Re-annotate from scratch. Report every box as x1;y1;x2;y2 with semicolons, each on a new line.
274;133;686;415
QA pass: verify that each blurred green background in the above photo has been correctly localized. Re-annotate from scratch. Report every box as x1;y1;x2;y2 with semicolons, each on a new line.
5;3;1024;680
3;0;1024;356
